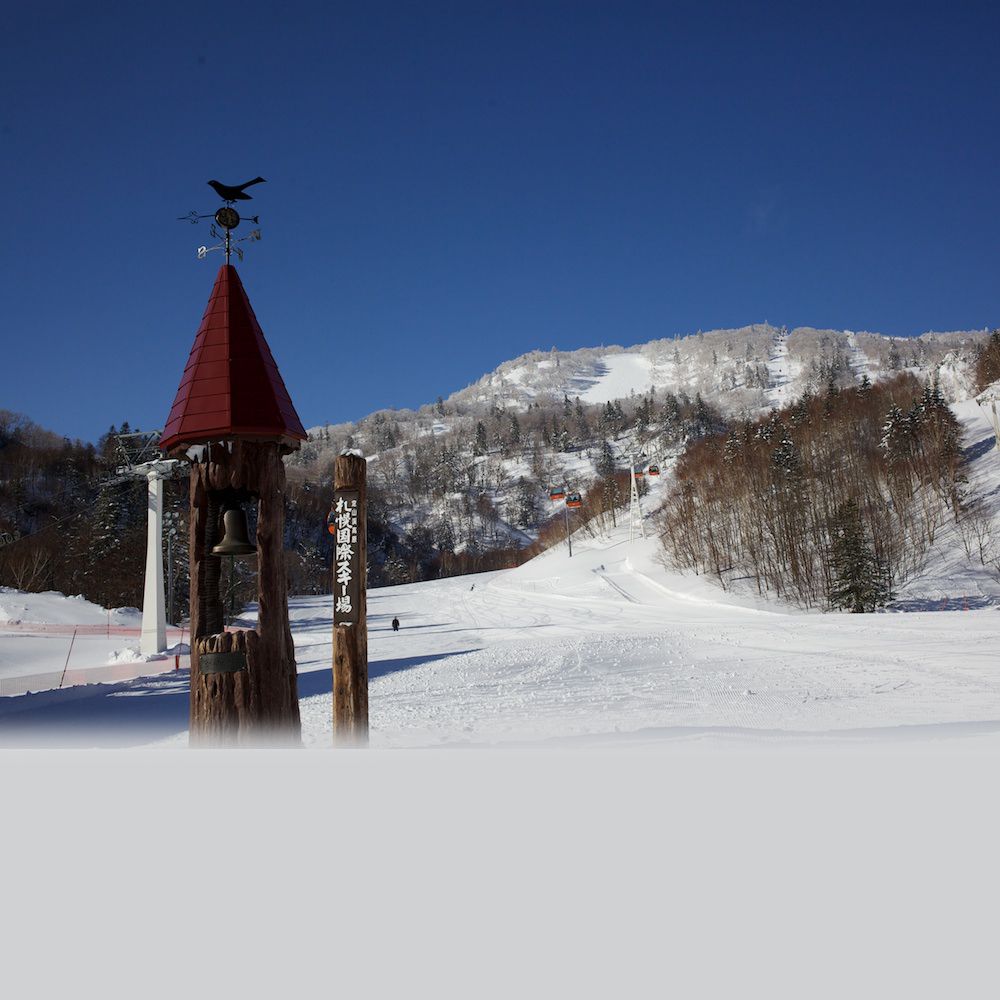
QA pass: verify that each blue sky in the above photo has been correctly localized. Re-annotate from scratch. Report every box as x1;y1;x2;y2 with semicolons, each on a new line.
2;1;998;443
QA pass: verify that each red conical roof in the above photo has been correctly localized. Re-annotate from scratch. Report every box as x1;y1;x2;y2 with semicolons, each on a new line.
160;265;306;453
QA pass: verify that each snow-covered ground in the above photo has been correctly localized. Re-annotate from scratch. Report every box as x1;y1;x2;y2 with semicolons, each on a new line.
5;397;1000;749
0;589;186;697
576;353;656;404
3;510;999;747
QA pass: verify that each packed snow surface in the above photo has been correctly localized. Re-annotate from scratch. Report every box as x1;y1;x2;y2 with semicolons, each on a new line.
576;353;655;404
2;520;998;747
0;589;183;696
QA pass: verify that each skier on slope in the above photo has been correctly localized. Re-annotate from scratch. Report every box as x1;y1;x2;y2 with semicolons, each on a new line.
392;617;400;632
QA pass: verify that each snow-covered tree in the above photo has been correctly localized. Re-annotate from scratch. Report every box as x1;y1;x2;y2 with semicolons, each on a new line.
827;500;892;612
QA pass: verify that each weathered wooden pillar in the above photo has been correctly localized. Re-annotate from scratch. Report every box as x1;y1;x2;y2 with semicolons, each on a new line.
185;441;301;744
159;263;308;747
332;453;368;745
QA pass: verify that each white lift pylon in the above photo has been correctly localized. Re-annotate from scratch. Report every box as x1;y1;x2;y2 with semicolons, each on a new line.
135;460;182;655
628;460;646;544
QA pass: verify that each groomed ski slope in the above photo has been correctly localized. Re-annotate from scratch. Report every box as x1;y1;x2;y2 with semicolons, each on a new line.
4;514;999;747
294;526;1000;748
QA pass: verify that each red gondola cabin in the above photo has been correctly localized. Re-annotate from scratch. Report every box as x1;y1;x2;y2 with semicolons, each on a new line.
566;492;583;508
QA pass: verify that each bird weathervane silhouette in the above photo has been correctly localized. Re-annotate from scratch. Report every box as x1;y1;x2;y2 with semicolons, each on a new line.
177;176;265;264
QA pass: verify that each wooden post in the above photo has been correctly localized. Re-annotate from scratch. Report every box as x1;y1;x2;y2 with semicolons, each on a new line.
188;440;301;746
332;453;368;746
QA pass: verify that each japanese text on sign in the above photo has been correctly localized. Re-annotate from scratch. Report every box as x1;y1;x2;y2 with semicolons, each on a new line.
330;490;361;625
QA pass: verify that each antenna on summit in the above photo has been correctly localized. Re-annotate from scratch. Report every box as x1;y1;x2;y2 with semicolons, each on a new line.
177;176;264;264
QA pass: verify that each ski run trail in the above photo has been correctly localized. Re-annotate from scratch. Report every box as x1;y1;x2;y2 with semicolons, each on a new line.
764;327;792;408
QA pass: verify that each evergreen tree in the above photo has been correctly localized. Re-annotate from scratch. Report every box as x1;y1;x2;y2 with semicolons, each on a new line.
473;421;489;456
772;430;801;480
508;413;522;449
691;393;716;437
827;500;891;612
573;398;590;441
661;394;682;442
974;329;1000;391
881;404;909;464
596;440;617;478
723;422;751;464
512;477;539;529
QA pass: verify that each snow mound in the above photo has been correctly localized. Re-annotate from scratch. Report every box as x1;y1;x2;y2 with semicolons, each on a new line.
0;588;138;626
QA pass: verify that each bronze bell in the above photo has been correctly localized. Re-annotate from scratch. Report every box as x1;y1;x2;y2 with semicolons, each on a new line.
212;506;256;557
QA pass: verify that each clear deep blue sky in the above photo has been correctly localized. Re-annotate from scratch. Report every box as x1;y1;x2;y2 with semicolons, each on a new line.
2;0;998;444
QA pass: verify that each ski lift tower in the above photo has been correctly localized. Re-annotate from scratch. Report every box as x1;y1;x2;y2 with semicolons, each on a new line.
609;440;648;544
113;431;183;655
628;456;646;544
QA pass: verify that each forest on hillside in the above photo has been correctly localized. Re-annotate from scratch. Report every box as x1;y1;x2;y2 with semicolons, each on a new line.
3;326;1000;618
657;375;968;609
0;386;721;618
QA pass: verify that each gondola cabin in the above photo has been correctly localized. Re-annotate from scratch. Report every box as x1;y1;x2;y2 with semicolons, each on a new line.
549;488;566;501
566;492;583;509
647;464;660;477
633;469;645;479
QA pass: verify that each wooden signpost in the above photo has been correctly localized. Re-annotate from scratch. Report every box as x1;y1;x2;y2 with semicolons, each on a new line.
331;453;368;745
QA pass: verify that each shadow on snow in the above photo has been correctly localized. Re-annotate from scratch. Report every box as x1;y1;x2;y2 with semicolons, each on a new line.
887;595;997;612
297;649;480;696
0;648;480;747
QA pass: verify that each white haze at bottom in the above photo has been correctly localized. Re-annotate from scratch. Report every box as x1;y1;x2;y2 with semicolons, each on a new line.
1;745;995;999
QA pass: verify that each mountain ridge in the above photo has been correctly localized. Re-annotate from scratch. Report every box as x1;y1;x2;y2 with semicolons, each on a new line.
306;323;990;437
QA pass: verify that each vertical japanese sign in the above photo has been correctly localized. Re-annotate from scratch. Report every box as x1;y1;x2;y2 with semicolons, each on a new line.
330;490;360;626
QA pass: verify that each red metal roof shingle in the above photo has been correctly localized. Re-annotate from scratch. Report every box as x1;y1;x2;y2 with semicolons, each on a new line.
160;265;306;453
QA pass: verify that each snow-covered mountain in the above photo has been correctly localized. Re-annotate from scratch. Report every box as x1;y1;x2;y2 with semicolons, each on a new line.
285;323;992;589
434;323;985;412
311;323;990;436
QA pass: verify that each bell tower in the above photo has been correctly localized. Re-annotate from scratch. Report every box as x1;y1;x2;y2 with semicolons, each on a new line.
160;263;306;745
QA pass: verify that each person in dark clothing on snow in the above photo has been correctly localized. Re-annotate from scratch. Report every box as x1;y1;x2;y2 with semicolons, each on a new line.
392;617;400;632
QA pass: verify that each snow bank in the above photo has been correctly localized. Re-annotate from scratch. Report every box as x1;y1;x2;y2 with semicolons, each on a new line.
0;588;141;627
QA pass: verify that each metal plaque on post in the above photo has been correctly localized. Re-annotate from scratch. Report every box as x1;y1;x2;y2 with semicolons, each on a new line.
330;489;361;627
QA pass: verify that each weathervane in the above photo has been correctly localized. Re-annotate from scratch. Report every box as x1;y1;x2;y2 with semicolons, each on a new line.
177;176;265;264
